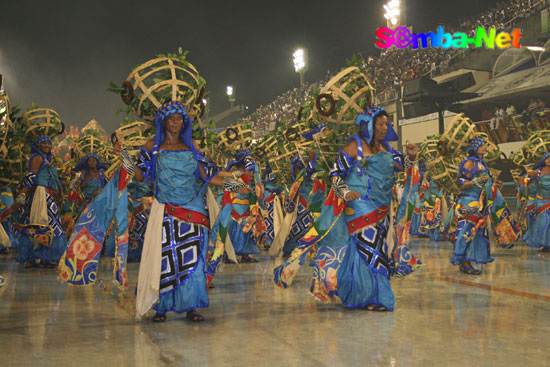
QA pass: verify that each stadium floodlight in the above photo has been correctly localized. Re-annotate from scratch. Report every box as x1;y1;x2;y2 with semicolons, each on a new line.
526;46;545;52
226;86;236;108
293;49;306;73
384;0;401;27
293;48;308;87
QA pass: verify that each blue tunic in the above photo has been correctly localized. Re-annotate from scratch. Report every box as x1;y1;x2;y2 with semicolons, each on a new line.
138;149;210;314
524;174;550;249
451;157;493;265
17;156;67;264
336;152;396;309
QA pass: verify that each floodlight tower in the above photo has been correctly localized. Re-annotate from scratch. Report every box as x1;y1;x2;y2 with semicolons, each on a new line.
293;48;308;88
383;0;406;28
227;85;236;108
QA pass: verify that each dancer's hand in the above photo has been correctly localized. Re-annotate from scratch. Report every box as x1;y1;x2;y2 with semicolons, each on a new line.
237;186;252;195
344;191;361;201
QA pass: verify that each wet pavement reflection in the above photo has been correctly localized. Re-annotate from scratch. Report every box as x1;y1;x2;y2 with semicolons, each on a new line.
1;238;549;366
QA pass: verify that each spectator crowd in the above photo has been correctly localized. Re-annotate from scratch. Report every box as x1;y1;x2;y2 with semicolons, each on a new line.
243;0;542;137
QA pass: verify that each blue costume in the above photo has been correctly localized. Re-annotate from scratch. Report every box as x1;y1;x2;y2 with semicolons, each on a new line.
420;179;447;241
17;135;67;265
274;106;420;310
451;138;494;266
0;188;16;251
136;101;214;316
73;154;108;208
523;153;550;250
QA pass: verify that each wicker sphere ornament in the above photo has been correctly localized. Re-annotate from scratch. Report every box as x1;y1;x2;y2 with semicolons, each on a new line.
523;130;550;162
313;66;375;126
112;121;155;159
418;135;441;163
0;143;28;186
0;94;14;159
437;114;476;157
22;108;65;141
121;56;206;122
74;133;106;161
473;132;501;164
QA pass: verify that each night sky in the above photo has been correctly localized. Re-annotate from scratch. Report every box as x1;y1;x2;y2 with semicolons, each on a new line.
0;0;499;132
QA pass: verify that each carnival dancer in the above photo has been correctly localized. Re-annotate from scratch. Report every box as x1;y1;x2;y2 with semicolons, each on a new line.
523;153;550;252
257;162;283;251
131;101;250;322
521;167;538;241
279;154;316;257
211;150;260;264
274;105;420;311
15;134;67;268
516;168;530;234
0;188;16;253
451;137;494;275
126;180;152;262
419;174;447;241
73;154;108;211
269;130;328;258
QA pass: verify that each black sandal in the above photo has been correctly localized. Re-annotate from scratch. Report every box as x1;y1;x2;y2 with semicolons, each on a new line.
152;312;166;322
459;263;481;275
365;304;387;312
186;311;204;322
540;247;550;253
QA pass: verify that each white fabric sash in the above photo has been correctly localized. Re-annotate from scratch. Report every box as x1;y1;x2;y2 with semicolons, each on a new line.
136;198;164;319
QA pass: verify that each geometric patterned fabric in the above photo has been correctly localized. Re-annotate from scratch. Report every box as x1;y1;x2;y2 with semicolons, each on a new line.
160;214;204;294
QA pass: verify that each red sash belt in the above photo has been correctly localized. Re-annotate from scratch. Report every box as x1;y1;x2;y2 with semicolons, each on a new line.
165;204;209;227
0;207;12;222
536;201;550;216
347;206;389;233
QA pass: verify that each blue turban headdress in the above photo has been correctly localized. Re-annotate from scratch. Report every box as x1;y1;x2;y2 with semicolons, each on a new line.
73;153;107;172
30;134;53;163
226;150;255;172
466;136;486;157
353;105;398;144
150;101;198;182
37;134;52;144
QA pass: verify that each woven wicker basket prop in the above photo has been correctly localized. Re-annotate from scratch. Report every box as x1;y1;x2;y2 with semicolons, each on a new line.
510;149;528;168
426;156;463;194
473;132;501;164
418;135;441;163
0;143;27;186
0;94;14;159
21;108;65;140
523;130;550;162
113;121;155;158
74;134;106;161
121;56;205;122
314;66;375;126
217;123;253;154
437;114;476;157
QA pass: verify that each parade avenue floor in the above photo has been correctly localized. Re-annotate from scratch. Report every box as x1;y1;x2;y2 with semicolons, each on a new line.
1;238;549;366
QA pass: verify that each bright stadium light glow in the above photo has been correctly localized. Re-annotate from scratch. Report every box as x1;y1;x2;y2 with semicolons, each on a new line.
384;0;401;27
293;49;306;72
226;86;233;96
